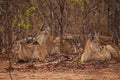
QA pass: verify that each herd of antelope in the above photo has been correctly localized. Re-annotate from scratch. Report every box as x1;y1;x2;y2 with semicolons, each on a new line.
12;27;58;62
11;27;120;63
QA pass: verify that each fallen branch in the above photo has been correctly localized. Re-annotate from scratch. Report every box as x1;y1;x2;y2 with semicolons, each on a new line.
34;61;58;67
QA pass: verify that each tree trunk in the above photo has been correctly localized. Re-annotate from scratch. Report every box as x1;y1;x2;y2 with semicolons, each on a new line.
107;0;119;45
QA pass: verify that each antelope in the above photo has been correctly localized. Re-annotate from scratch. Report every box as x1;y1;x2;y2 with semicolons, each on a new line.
81;33;119;63
12;39;49;62
35;27;60;55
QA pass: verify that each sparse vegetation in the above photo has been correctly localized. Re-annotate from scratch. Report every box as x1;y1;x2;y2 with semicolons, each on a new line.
0;0;120;80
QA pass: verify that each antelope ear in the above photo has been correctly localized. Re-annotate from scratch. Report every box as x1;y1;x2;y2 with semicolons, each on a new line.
39;23;45;31
88;33;94;40
94;32;100;37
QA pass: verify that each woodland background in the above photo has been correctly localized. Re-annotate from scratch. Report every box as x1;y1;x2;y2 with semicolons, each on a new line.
0;0;120;55
0;0;120;80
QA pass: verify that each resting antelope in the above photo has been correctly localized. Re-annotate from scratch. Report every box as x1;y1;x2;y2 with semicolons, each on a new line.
35;27;59;55
12;39;49;62
81;33;119;63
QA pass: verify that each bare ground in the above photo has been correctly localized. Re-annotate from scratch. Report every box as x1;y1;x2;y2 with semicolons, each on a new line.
0;54;120;80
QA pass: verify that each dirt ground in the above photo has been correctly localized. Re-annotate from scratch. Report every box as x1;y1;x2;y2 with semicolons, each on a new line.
0;54;120;80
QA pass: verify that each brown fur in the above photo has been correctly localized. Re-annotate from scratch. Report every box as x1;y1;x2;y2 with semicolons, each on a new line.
31;45;48;62
105;45;119;58
81;38;101;62
35;29;58;55
12;40;48;62
81;34;119;63
53;37;74;53
62;40;74;53
91;46;111;61
35;28;74;55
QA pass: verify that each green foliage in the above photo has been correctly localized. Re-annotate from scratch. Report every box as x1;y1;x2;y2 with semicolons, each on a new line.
99;1;105;8
12;20;17;27
26;6;35;13
71;0;84;3
12;6;35;30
